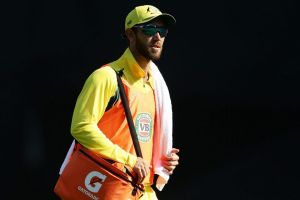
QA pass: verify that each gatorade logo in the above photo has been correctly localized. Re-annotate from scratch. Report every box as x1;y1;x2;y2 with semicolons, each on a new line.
85;171;107;193
135;113;153;142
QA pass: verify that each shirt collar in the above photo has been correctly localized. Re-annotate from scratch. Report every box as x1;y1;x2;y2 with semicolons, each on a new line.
110;48;154;88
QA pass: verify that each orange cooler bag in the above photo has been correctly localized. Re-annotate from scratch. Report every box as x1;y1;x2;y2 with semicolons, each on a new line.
54;145;144;200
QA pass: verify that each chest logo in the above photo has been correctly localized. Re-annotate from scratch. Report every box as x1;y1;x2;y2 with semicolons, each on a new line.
135;113;153;142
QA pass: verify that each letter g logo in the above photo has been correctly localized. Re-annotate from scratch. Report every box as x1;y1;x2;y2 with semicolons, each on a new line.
84;171;107;193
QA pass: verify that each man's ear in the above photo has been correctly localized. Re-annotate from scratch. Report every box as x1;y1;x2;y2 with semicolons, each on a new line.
125;29;135;41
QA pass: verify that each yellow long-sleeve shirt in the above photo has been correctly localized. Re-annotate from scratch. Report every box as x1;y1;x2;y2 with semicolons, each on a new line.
70;48;155;172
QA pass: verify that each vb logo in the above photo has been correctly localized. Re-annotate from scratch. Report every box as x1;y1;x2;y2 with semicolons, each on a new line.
84;171;107;193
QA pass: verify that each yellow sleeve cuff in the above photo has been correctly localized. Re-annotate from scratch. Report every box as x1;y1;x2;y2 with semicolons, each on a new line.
126;153;137;169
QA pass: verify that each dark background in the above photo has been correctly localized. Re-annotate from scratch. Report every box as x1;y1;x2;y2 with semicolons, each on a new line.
1;0;300;199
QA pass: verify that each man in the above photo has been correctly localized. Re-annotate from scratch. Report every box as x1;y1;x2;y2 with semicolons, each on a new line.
70;5;179;200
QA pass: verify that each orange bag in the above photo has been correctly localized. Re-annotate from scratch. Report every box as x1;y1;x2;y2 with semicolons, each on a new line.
54;144;144;200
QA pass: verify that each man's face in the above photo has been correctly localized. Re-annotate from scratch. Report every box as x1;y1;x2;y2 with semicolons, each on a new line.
133;20;167;61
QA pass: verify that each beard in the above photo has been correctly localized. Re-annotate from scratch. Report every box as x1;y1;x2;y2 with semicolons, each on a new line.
135;36;163;61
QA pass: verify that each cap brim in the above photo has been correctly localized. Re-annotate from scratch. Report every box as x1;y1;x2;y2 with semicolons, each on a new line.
156;13;176;28
137;13;176;28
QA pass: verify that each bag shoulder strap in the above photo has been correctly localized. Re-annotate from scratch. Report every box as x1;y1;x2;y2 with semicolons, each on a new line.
115;69;143;158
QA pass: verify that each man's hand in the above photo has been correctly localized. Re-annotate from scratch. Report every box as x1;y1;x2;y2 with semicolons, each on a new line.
161;148;180;175
133;157;151;183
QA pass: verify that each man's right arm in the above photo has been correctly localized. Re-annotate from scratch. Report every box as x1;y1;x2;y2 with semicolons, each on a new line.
70;66;137;168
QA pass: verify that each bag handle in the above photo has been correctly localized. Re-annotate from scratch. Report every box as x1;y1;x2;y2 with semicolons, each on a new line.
116;70;143;158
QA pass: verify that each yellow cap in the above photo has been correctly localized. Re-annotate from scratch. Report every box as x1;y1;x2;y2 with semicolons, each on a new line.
125;5;176;30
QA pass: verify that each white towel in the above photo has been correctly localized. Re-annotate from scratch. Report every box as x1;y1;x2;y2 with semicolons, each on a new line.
59;140;75;174
59;62;173;191
150;61;173;191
